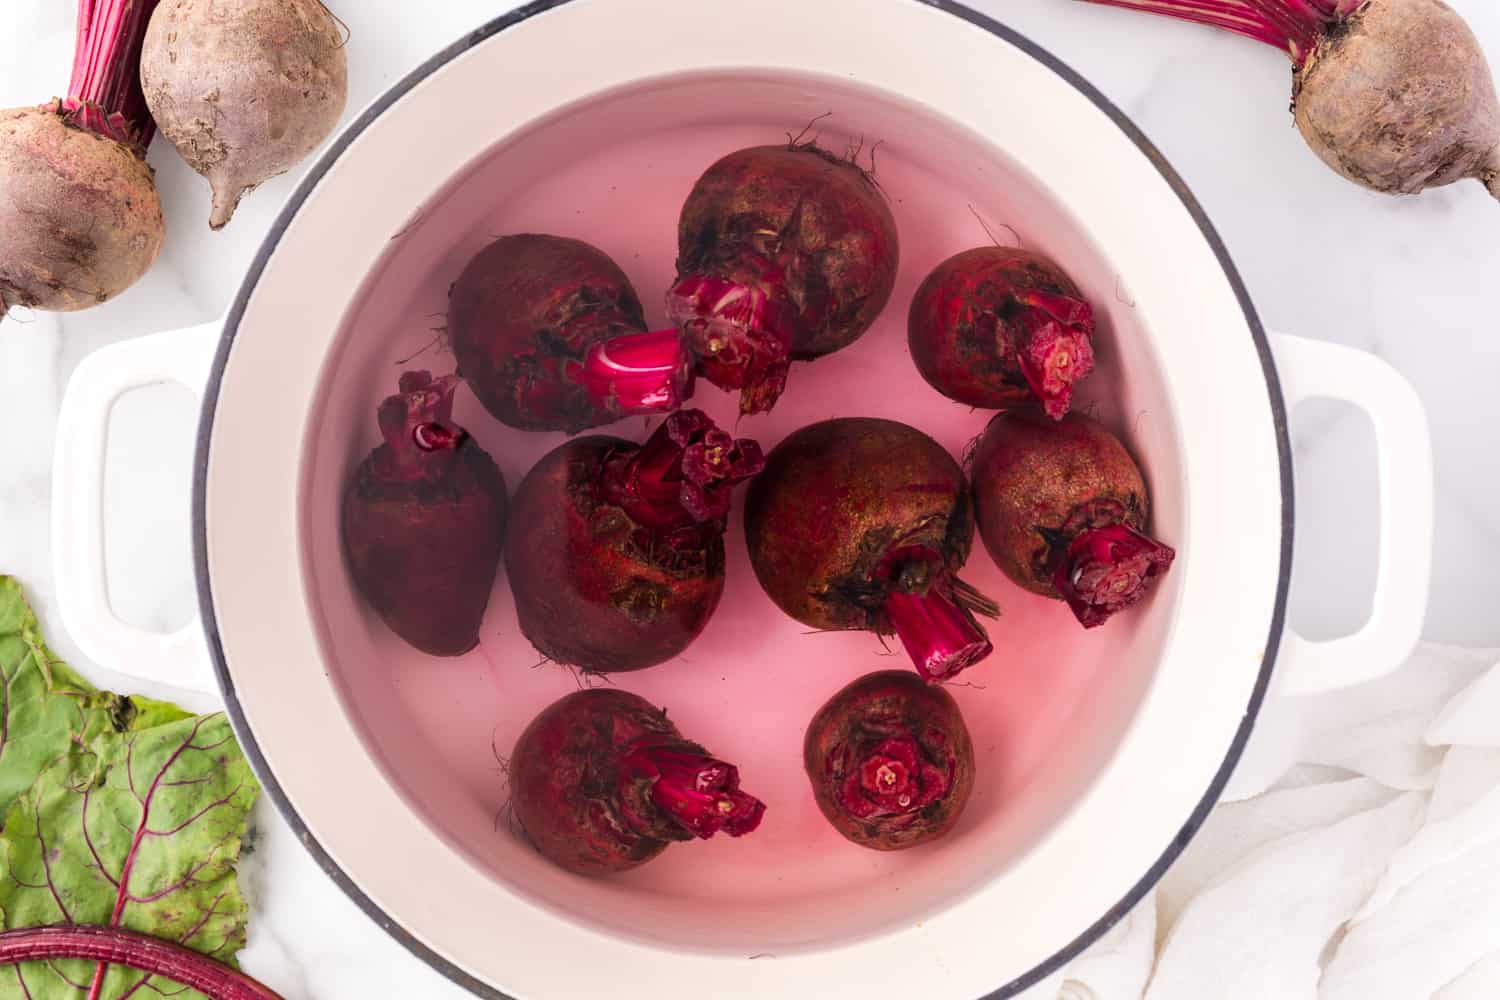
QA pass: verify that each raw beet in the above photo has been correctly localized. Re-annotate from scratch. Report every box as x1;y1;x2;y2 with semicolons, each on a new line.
667;143;900;414
804;671;975;851
908;246;1096;420
0;2;166;318
511;688;765;876
969;410;1175;628
341;371;507;656
744;418;997;683
1082;0;1500;200
449;234;693;433
141;0;349;229
505;409;762;673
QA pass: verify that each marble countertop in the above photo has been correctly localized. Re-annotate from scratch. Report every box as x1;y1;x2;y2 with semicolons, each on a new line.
2;0;1497;996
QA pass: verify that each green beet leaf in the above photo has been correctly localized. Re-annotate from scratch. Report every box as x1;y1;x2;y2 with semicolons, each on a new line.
0;578;261;999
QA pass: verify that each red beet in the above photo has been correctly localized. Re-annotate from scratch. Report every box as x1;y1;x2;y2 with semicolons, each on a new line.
341;372;507;656
744;418;997;683
667;143;900;414
969;410;1175;628
505;409;762;673
1080;0;1500;201
804;671;974;851
511;688;765;876
449;234;693;433
908;247;1096;420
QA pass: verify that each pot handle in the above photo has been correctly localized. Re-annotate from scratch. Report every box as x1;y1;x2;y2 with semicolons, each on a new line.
52;322;222;694
1269;332;1432;696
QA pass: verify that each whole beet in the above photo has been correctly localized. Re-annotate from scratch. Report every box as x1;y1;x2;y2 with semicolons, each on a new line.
142;0;349;229
511;688;765;876
804;671;975;851
0;1;166;318
505;409;762;673
908;246;1096;420
745;418;997;683
1080;0;1500;200
450;234;692;433
668;143;900;414
970;410;1174;628
341;371;507;656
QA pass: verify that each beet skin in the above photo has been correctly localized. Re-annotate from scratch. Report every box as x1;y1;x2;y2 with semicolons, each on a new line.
505;410;762;673
970;410;1174;628
668;144;900;414
908;246;1096;419
511;688;765;876
745;418;996;683
341;372;507;656
450;234;691;433
804;670;974;851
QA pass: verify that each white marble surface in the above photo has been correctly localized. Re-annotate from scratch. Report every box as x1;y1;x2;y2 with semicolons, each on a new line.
2;0;1498;996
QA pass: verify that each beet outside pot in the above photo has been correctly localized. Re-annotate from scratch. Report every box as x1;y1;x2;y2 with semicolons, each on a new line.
48;0;1434;996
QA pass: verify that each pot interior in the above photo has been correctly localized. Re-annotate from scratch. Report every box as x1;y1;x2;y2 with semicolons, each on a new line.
298;67;1183;954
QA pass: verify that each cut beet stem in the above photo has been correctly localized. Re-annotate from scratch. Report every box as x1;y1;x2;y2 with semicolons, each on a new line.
570;327;695;417
0;926;283;1000
620;741;766;839
63;0;164;150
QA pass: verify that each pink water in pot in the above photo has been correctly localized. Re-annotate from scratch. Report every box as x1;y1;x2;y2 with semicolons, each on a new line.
299;69;1183;954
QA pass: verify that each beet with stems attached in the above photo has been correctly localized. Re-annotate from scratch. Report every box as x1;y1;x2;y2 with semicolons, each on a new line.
506;409;762;673
804;670;975;851
908;246;1097;420
450;234;694;434
0;0;166;318
745;418;998;683
341;371;507;656
970;410;1175;629
511;688;765;876
667;142;901;414
142;0;349;229
1080;0;1500;200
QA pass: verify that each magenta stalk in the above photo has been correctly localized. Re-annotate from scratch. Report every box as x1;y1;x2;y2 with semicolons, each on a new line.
571;327;695;417
62;0;165;151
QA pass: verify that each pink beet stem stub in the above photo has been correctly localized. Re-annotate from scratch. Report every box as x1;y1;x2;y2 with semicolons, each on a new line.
1016;291;1096;421
1076;0;1354;64
883;586;994;683
838;736;951;819
621;742;766;838
665;273;793;414
570;327;695;416
601;409;764;533
63;0;164;150
1054;522;1176;628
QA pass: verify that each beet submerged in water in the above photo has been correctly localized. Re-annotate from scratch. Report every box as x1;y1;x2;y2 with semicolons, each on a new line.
745;418;997;683
908;246;1096;419
511;688;765;876
804;671;975;851
969;410;1175;628
341;372;507;656
667;143;900;414
450;234;692;433
505;409;762;673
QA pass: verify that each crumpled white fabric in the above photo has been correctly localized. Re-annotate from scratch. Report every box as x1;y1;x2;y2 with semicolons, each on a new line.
1028;644;1500;1000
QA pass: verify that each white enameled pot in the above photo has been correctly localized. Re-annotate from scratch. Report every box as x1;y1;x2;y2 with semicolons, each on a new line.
50;0;1434;997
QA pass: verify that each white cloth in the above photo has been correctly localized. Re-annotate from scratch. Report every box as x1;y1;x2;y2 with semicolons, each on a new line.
1034;645;1500;1000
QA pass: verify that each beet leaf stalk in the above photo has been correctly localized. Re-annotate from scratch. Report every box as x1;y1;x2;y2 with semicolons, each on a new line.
571;327;695;417
0;927;283;1000
63;0;164;151
1077;0;1500;199
618;740;766;838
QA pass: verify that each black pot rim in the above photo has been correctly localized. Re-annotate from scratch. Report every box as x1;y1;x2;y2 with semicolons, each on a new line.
192;2;1292;997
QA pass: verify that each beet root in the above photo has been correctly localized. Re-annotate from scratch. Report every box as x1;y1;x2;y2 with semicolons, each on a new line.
745;418;997;683
0;108;165;315
341;371;508;656
505;409;762;673
804;671;974;850
969;410;1174;628
511;688;765;876
668;143;900;414
908;246;1096;419
1082;0;1500;200
450;234;693;433
142;0;349;229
